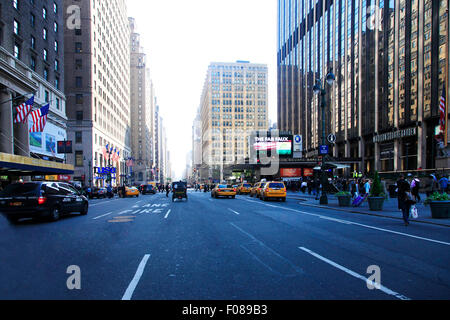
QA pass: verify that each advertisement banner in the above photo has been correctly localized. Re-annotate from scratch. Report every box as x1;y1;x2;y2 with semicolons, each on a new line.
280;168;302;177
303;168;314;177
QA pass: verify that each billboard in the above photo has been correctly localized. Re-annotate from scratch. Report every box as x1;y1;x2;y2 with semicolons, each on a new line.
251;133;293;157
280;168;302;177
29;121;66;160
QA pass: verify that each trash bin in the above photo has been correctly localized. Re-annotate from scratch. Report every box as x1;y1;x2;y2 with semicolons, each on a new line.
388;185;398;198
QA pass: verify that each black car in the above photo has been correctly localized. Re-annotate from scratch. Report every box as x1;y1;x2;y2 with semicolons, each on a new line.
0;182;89;224
140;184;156;195
87;187;106;199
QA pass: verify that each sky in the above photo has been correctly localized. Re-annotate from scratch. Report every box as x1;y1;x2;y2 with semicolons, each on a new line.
127;0;277;179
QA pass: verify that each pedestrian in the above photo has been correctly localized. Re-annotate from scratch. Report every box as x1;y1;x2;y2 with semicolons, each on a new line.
397;174;414;226
410;176;421;203
363;179;371;196
439;175;449;194
166;184;170;197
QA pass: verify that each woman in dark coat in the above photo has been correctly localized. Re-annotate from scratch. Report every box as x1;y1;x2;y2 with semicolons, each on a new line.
397;175;414;226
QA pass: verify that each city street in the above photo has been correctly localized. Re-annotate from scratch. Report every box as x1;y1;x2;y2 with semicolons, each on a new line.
0;191;449;300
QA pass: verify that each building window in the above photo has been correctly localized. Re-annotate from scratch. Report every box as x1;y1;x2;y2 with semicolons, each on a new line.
31;36;35;49
75;59;82;70
42;7;47;19
13;0;18;10
54;40;58;52
55;77;59;90
75;151;83;167
14;43;20;59
75;77;82;88
54;22;58;33
75;131;82;144
30;13;35;27
75;94;83;104
76;111;83;121
13;19;19;35
43;28;47;40
30;56;36;70
56;97;60;110
53;2;57;14
44;90;49;102
75;42;82;53
75;28;82;36
54;59;59;71
43;48;48;61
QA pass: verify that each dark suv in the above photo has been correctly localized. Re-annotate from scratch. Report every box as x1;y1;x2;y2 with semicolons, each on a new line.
0;182;89;224
140;184;156;195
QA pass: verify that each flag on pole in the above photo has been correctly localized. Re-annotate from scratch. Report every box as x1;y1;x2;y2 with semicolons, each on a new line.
14;96;34;123
102;146;108;161
439;85;446;136
29;104;49;133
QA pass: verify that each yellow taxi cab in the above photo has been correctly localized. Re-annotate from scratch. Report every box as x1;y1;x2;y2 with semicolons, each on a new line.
125;186;140;198
256;182;267;199
250;182;261;197
261;181;287;202
237;183;252;195
211;184;236;199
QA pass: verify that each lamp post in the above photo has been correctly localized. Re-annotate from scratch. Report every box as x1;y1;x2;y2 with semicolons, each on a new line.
313;70;335;205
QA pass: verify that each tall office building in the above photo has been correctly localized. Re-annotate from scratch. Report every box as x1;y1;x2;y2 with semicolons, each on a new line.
64;0;131;187
278;0;450;173
0;0;66;163
200;61;269;181
129;17;155;184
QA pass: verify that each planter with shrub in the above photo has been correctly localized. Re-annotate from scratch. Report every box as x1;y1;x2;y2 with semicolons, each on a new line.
368;171;385;211
424;192;450;219
336;191;352;207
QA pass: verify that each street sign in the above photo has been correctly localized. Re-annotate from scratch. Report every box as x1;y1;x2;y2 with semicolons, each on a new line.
327;134;336;144
293;135;302;158
320;145;329;155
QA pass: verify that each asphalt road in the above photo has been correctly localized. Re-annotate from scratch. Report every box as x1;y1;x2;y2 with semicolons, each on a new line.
0;190;449;300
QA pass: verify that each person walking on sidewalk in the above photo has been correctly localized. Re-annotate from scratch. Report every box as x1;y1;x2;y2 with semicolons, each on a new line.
363;179;371;196
411;176;421;203
397;175;414;226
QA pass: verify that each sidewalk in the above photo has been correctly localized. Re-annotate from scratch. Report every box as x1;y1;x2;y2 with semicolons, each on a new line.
287;191;450;227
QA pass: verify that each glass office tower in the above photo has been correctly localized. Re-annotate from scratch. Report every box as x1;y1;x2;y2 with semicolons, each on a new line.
278;0;449;173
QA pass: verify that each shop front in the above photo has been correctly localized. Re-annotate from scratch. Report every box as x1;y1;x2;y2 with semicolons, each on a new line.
0;152;74;188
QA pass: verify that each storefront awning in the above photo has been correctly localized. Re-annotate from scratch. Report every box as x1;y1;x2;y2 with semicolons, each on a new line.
0;152;74;176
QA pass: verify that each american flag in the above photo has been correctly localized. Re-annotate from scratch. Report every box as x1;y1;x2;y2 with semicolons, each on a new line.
14;96;34;123
126;157;134;167
439;86;446;136
29;104;50;133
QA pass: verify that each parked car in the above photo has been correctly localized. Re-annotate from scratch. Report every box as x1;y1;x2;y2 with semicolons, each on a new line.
211;184;236;199
260;181;287;202
0;181;89;224
125;186;139;198
140;184;156;195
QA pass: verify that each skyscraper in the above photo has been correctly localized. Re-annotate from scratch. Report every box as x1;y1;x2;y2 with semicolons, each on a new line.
129;17;155;184
278;0;450;173
200;61;269;181
64;0;131;187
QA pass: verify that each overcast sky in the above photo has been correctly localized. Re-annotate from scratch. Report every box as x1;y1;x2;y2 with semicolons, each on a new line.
127;0;277;179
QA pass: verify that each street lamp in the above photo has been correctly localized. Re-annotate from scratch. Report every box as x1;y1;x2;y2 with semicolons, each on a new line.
313;70;335;205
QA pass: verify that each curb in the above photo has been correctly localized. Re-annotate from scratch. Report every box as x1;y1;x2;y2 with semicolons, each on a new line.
290;197;450;228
